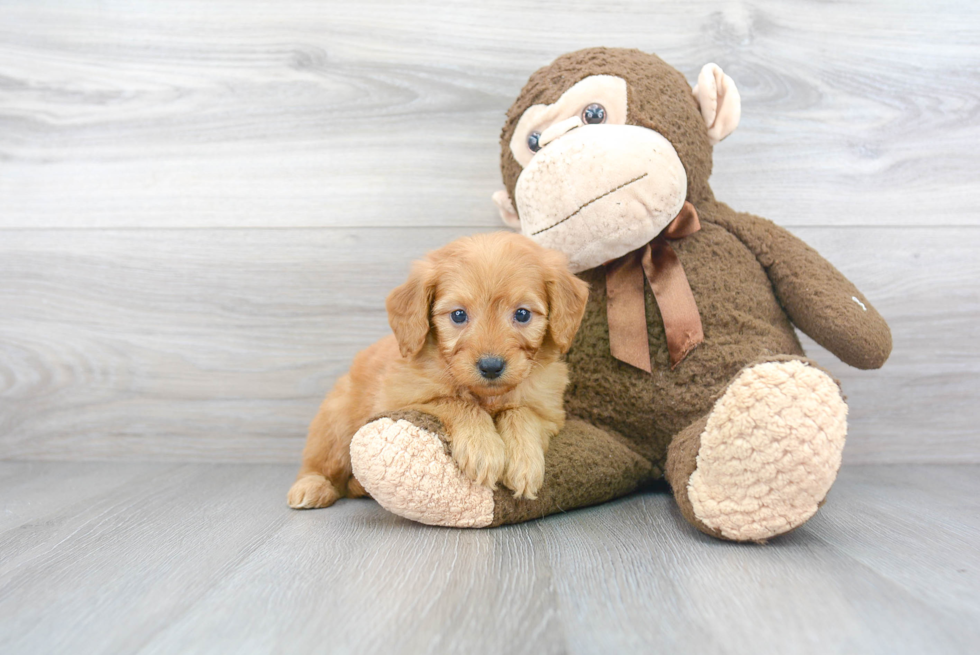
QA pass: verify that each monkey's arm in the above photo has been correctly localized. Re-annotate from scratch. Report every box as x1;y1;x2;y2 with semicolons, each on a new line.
713;207;891;369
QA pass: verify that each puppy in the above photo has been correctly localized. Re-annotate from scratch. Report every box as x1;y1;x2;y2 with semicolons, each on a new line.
287;232;589;509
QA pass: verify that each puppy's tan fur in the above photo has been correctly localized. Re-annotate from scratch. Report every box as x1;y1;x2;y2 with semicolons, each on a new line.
288;232;589;509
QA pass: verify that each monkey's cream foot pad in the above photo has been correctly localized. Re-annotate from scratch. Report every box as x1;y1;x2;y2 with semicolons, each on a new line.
350;418;494;528
688;360;848;542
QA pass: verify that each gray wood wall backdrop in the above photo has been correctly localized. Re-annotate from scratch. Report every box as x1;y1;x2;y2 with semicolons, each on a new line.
1;0;978;465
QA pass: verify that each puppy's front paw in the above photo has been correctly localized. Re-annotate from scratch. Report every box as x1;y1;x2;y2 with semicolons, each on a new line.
451;428;506;490
287;474;340;509
502;442;545;500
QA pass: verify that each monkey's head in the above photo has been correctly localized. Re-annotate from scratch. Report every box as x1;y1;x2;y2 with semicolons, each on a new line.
494;48;741;273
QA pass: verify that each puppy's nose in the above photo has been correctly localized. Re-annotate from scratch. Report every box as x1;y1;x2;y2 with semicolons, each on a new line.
477;356;506;380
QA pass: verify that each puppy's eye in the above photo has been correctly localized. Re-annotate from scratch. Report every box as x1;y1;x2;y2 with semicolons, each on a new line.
450;309;468;324
527;132;541;153
514;308;531;324
582;103;605;124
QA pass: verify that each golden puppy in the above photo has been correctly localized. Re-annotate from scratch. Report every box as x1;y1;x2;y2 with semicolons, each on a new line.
287;232;589;509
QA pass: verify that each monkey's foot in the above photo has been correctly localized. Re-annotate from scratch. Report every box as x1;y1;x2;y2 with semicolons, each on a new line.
682;359;848;542
349;412;494;528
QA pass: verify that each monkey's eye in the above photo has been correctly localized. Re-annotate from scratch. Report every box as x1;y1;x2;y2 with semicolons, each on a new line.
582;103;606;124
450;309;468;325
527;132;542;153
514;308;531;324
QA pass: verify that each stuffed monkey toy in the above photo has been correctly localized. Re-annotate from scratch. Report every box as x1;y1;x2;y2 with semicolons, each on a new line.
347;48;891;542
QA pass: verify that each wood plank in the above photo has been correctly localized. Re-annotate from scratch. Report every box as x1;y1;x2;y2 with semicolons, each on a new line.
0;461;166;532
812;465;980;618
1;226;977;464
0;227;474;462
0;462;975;654
0;1;977;229
535;481;978;653
796;227;980;463
0;463;294;655
140;494;565;655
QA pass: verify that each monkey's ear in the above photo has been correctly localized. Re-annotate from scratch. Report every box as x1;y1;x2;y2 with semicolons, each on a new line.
545;254;591;353
386;260;436;358
492;189;521;230
692;63;741;145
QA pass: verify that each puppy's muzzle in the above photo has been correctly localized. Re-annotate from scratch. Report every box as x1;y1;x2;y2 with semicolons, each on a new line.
477;356;506;380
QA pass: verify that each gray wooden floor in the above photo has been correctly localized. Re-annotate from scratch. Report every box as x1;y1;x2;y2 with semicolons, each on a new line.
0;462;977;655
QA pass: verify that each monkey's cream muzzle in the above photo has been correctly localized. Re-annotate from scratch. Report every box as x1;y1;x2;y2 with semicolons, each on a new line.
514;124;687;274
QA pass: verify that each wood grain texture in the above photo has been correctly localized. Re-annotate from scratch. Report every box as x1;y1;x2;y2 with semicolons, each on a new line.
1;0;977;465
0;0;977;229
0;462;976;654
2;226;977;464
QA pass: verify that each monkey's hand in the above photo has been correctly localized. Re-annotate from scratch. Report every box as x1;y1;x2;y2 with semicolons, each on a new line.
718;207;891;369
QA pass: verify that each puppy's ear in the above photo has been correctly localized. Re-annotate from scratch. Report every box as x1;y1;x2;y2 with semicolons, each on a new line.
545;253;590;353
386;260;437;358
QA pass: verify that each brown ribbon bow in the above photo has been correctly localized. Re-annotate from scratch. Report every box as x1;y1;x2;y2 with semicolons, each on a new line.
604;201;704;372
